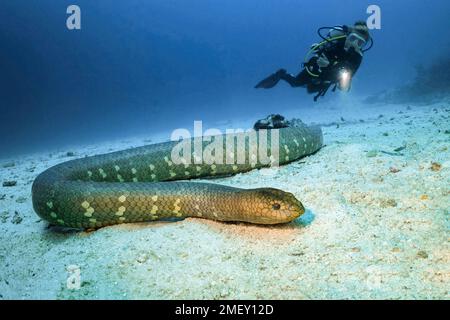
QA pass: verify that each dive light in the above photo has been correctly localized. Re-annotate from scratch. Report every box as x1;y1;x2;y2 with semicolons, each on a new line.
338;69;351;91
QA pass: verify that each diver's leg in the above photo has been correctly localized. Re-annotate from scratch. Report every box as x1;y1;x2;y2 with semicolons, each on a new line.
280;70;310;87
255;69;287;89
284;56;320;88
255;68;311;89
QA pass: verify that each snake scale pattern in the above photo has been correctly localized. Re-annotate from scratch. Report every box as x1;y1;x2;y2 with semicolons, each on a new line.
32;124;323;229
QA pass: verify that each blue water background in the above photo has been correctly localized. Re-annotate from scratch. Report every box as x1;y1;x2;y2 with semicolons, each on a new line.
1;0;449;156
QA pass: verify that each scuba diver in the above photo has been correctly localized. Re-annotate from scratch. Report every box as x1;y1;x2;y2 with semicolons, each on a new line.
255;21;373;101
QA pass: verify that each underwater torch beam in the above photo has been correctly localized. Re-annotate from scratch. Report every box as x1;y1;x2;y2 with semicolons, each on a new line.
338;69;351;91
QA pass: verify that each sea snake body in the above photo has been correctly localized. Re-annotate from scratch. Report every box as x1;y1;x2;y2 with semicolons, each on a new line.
32;124;323;229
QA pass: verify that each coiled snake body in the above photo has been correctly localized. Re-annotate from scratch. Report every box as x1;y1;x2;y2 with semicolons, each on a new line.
32;125;323;229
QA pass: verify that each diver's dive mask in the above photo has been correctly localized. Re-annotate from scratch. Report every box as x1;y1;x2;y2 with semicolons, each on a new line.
344;32;367;55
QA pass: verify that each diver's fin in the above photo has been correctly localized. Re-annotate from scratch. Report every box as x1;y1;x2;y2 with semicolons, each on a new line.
255;73;280;89
255;69;286;89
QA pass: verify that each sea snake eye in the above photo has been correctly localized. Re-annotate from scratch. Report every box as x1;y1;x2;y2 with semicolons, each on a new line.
272;203;281;210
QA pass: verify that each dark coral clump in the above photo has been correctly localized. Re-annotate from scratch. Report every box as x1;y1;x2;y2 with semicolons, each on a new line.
365;54;450;104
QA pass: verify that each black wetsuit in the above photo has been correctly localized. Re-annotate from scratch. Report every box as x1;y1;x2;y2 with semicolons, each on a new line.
281;37;363;93
256;36;364;100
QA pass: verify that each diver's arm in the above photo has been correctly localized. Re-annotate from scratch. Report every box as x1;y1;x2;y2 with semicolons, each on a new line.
336;54;363;91
314;38;347;72
315;39;341;58
327;50;361;80
345;48;363;75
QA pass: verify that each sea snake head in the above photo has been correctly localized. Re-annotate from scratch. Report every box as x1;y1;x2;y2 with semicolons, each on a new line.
240;188;305;224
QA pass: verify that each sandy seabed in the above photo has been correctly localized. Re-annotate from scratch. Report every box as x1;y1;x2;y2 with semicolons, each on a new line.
0;99;449;299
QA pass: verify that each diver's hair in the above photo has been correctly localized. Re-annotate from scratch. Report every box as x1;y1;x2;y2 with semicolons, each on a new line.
354;21;367;27
353;20;370;40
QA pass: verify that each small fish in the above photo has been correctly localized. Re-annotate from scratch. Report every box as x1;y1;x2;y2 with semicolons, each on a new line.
380;150;403;156
393;145;406;152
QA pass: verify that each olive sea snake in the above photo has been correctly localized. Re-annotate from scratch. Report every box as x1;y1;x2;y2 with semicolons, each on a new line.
32;124;323;228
